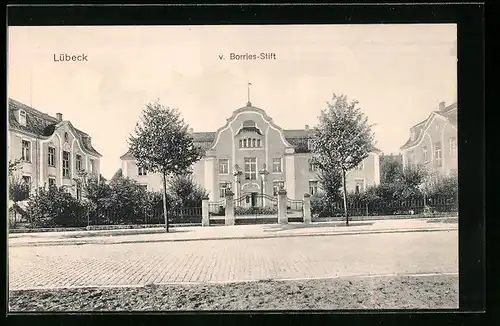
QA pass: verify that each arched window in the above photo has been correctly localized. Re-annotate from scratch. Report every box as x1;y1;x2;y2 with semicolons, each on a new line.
252;139;256;147
257;139;261;147
242;120;256;128
64;132;69;142
243;139;247;147
248;138;252;147
239;139;243;148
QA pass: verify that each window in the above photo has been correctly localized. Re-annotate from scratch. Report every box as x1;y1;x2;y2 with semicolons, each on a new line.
244;157;257;180
219;159;229;174
309;181;319;195
219;182;230;198
243;139;247;148
407;150;414;168
22;175;31;185
62;151;70;178
239;139;243;148
19;110;27;126
449;137;457;155
355;179;365;194
139;185;148;190
138;166;148;176
21;140;31;162
76;154;82;171
355;161;364;170
422;146;428;163
252;139;256;147
89;159;95;174
64;132;69;142
308;159;317;172
410;130;416;141
435;141;442;167
48;147;56;167
273;181;285;196
257;139;261;147
48;177;56;188
272;158;282;173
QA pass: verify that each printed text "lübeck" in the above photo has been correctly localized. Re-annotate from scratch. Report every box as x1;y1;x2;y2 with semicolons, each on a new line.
53;53;88;62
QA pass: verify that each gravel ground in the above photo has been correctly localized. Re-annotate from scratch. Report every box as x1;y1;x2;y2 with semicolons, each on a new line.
9;274;458;311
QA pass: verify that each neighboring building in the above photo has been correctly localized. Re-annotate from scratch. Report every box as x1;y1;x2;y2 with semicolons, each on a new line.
8;99;102;198
400;101;457;175
120;102;381;200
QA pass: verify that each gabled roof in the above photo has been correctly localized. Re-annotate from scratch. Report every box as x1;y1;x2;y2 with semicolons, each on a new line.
8;98;102;157
400;101;457;150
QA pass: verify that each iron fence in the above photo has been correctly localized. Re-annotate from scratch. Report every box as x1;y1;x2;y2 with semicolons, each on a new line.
287;198;304;217
312;196;458;218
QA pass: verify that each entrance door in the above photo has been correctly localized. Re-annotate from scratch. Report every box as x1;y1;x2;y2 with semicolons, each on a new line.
251;192;257;207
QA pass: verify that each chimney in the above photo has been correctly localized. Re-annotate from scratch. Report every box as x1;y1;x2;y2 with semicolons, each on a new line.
305;124;309;131
438;101;446;112
56;113;63;121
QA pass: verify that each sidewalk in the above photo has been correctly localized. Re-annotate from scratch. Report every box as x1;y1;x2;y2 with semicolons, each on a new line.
8;217;458;247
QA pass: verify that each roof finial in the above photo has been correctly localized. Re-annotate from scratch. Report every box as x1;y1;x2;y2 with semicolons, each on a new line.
247;82;252;106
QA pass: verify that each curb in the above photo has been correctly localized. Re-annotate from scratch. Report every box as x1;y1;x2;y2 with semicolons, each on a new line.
9;272;459;292
9;227;458;248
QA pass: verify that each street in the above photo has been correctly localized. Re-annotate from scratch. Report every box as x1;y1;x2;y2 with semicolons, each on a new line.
8;230;458;290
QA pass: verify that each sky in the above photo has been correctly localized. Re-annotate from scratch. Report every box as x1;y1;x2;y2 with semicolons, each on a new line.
8;24;457;179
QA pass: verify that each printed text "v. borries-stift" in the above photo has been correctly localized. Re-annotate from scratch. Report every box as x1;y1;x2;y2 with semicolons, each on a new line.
53;53;88;62
219;53;277;60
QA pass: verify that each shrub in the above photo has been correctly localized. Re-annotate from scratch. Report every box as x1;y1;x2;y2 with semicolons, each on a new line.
168;174;207;210
25;187;88;228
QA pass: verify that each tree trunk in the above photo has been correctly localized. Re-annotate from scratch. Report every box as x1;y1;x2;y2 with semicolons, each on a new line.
341;169;349;226
162;172;169;232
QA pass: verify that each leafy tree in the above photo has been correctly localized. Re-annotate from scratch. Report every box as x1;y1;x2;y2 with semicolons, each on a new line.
104;175;148;225
8;176;30;227
380;157;403;184
317;169;342;201
83;174;112;225
397;165;427;199
168;174;208;210
8;159;22;176
25;186;87;228
128;100;202;232
112;169;123;180
311;94;375;226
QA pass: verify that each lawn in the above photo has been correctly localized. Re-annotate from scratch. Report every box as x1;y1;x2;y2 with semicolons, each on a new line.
9;274;458;311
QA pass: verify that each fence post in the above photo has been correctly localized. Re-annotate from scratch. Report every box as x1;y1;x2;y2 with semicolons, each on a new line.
225;190;235;226
202;196;210;227
278;189;288;224
303;193;311;224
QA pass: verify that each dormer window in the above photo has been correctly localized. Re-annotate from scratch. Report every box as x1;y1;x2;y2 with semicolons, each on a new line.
239;137;262;148
243;120;256;128
18;110;27;126
410;130;416;141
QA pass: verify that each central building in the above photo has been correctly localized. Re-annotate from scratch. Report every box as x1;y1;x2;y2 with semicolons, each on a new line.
121;102;381;200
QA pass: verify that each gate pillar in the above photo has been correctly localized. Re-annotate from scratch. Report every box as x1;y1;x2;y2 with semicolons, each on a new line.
225;190;235;226
202;196;210;226
278;189;288;224
303;193;311;224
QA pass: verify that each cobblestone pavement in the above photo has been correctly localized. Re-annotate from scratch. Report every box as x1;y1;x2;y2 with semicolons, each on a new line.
9;230;458;290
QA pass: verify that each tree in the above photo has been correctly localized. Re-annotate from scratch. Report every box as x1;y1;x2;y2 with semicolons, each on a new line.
317;169;342;201
311;94;375;226
112;168;123;180
397;165;427;199
25;186;87;228
105;175;148;225
9;159;22;176
8;160;28;227
168;174;208;210
380;157;403;184
128;100;202;232
83;173;112;226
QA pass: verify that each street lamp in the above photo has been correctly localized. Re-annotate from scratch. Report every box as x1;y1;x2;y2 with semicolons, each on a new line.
259;164;269;206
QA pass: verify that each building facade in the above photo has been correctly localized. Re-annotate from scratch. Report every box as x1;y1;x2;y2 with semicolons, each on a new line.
121;102;381;200
8;99;102;197
400;101;458;175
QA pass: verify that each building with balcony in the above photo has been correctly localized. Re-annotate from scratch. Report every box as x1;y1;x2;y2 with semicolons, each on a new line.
400;101;458;175
120;102;381;200
8;99;102;198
